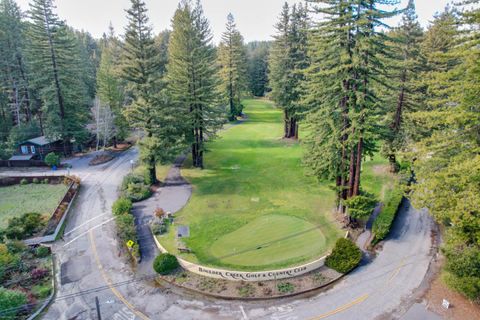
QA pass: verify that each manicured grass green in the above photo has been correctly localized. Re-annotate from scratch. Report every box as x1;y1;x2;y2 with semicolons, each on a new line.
0;184;68;228
160;99;343;271
210;215;326;267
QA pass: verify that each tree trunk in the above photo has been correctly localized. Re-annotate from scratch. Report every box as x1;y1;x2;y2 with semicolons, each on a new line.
284;110;290;138
352;138;363;197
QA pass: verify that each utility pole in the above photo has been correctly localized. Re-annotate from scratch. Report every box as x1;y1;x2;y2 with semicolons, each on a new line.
95;296;102;320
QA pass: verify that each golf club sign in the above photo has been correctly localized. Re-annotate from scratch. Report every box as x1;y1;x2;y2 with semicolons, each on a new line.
153;235;329;281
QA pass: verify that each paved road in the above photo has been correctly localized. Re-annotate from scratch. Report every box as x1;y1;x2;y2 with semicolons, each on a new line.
8;147;437;319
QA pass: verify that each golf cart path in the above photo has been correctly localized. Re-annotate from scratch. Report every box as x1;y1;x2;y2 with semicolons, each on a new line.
133;154;192;275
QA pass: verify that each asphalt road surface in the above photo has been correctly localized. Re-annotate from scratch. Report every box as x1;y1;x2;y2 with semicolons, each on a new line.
5;148;437;320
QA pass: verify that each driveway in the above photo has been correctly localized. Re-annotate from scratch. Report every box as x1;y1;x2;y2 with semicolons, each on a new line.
30;147;439;320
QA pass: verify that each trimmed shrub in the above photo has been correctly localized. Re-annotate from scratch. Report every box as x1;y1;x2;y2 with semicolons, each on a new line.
325;238;362;274
112;198;133;216
42;178;49;184
153;253;179;275
32;178;40;184
372;186;404;243
44;152;60;167
20;178;28;185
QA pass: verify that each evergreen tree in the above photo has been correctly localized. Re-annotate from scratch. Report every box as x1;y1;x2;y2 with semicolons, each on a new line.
0;0;34;126
406;2;480;299
27;0;90;152
303;0;399;215
381;0;424;172
246;41;270;97
166;1;223;169
121;0;169;183
217;13;248;121
269;2;309;139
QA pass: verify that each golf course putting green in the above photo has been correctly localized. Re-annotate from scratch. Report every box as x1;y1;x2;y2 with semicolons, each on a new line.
159;99;342;271
209;215;327;267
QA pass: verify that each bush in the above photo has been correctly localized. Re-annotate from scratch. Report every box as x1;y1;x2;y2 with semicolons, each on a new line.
112;198;133;216
325;238;362;274
372;186;404;243
31;268;49;280
124;183;151;202
35;246;50;258
121;173;145;191
344;192;377;220
32;178;39;184
115;213;136;242
277;282;295;293
32;283;51;299
153;253;179;275
20;178;28;185
0;287;27;318
151;223;167;235
44;152;60;167
5;212;45;240
42;178;49;184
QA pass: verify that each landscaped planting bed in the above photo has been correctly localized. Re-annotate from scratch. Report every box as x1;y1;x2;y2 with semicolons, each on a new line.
0;242;53;319
156;265;342;299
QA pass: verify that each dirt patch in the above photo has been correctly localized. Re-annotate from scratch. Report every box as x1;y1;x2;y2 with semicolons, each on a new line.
423;258;480;319
156;266;343;300
372;164;390;176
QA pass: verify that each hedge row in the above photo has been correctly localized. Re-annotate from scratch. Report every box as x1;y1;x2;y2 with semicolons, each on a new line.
372;186;404;243
112;198;140;261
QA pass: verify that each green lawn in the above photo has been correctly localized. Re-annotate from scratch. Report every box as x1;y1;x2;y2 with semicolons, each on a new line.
159;99;343;271
0;184;68;228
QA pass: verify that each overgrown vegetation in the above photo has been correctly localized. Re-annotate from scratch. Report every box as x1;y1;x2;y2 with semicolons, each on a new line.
325;238;362;274
0;242;52;319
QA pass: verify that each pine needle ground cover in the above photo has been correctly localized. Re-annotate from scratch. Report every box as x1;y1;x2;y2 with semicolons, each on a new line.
0;184;68;228
160;99;342;271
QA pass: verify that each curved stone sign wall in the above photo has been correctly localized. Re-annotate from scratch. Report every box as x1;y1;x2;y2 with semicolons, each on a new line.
153;234;332;282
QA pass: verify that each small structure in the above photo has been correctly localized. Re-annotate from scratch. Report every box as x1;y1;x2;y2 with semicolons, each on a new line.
15;136;66;160
177;225;190;238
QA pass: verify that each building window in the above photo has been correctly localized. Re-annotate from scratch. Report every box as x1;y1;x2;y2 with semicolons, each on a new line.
21;146;28;154
31;146;36;154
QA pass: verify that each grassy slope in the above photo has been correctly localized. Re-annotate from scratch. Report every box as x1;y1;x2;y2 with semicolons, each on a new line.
0;184;68;228
362;152;397;202
160;99;342;271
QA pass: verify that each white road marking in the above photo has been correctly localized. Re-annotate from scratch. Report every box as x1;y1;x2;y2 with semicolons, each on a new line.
240;306;248;320
64;212;108;236
62;217;115;247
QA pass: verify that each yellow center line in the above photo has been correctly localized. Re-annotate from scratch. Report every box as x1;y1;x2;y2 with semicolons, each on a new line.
309;294;370;320
89;230;150;320
309;256;408;320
